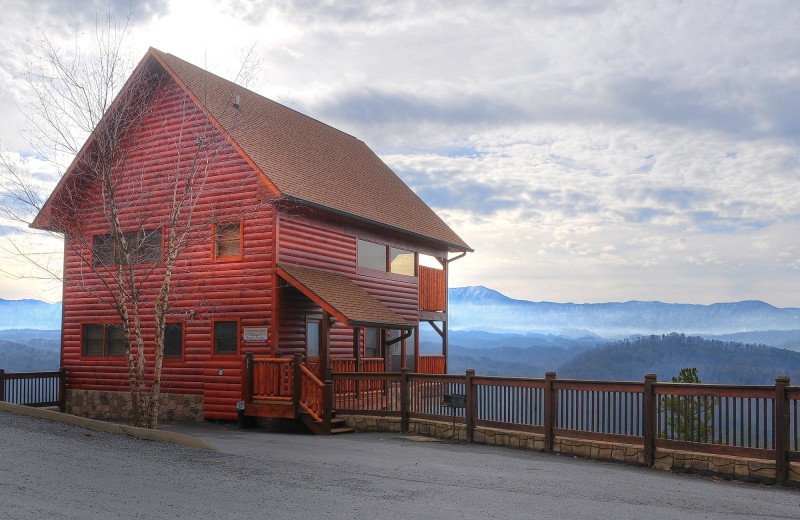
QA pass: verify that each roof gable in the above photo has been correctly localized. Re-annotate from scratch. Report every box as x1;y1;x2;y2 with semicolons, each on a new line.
151;49;470;252
33;48;471;252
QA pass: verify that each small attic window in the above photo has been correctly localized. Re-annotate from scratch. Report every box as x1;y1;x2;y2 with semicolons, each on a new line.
214;221;242;260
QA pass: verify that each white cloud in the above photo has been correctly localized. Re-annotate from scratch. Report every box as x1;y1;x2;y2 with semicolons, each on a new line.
1;0;799;306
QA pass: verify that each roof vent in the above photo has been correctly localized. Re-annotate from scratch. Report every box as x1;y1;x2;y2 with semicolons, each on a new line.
234;95;240;109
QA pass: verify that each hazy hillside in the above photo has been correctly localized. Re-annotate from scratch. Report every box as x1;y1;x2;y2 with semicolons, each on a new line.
558;333;800;385
449;286;800;337
0;299;61;330
0;340;60;372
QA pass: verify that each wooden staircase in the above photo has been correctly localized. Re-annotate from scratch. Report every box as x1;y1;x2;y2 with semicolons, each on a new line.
243;353;354;435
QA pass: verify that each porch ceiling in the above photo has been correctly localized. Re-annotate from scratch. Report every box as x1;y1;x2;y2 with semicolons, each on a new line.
277;263;412;330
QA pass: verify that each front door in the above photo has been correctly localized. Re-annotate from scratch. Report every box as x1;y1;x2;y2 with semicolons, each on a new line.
305;318;322;378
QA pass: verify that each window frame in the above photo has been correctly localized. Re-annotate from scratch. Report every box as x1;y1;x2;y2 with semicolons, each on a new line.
357;239;418;279
212;318;240;357
80;322;128;359
212;220;243;262
92;228;163;268
163;321;185;361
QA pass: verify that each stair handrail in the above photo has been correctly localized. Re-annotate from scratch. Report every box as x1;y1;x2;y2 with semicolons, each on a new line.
298;364;325;422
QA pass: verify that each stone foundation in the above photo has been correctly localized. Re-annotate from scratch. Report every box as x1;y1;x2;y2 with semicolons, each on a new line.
66;389;203;422
342;415;799;486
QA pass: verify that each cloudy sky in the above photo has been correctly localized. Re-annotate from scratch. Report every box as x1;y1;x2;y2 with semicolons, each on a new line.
1;0;799;307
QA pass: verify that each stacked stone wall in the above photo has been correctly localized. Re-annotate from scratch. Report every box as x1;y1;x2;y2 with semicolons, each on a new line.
65;389;203;422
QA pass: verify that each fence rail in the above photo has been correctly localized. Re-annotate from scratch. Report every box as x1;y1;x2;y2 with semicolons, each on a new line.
331;369;799;482
0;368;66;411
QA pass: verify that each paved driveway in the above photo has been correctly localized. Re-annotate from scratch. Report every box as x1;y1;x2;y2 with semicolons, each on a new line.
2;412;798;519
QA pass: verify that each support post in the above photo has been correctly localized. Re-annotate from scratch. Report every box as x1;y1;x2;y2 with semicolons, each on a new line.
58;367;67;412
323;378;333;435
775;376;790;483
400;367;410;432
466;369;476;443
321;311;331;376
243;353;254;403
0;368;6;402
643;374;657;467
292;353;303;414
353;327;362;399
544;371;556;452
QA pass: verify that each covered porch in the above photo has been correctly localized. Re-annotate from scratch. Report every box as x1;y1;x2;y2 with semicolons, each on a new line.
241;264;448;433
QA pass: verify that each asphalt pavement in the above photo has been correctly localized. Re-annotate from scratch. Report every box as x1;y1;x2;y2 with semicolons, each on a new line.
1;411;799;519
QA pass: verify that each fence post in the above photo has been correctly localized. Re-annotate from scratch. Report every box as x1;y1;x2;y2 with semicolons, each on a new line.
775;376;790;483
243;353;254;403
544;371;556;452
292;353;303;414
0;368;5;403
400;367;410;432
643;374;657;467
466;369;476;443
58;367;67;412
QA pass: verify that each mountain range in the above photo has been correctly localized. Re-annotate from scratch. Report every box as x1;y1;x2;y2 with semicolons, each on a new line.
448;286;800;337
0;299;62;330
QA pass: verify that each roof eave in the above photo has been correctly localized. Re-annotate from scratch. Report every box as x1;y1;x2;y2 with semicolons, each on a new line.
282;195;473;254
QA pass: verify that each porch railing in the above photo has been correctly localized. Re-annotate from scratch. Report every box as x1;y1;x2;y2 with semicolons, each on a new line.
418;355;446;375
330;370;799;482
250;357;293;400
0;368;66;411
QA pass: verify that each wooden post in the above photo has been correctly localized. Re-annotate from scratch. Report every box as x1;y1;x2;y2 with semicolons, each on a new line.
544;371;556;452
292;353;303;414
466;369;476;443
243;353;254;403
58;367;67;412
775;376;790;483
321;311;331;376
323;378;333;435
0;368;6;403
643;374;657;467
353;327;362;399
400;367;410;432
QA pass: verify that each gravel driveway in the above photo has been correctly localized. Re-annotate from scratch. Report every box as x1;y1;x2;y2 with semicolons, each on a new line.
1;411;798;519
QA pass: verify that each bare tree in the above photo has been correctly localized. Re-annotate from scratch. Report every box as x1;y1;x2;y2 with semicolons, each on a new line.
1;15;263;428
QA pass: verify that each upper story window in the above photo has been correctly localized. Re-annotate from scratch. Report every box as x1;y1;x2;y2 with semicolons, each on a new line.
357;239;416;276
82;323;127;358
214;221;242;260
390;247;415;276
357;239;387;271
92;229;162;267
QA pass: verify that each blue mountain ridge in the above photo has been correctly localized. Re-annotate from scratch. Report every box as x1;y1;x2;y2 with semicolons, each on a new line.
3;289;800;338
448;286;800;337
0;299;62;330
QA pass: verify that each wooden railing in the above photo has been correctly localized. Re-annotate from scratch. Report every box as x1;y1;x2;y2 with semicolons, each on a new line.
298;364;325;422
418;355;446;375
330;370;799;482
419;265;446;312
250;357;293;400
0;368;66;411
331;358;384;394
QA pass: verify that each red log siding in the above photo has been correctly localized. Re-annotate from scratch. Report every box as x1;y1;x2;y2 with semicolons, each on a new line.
60;76;275;420
276;217;421;359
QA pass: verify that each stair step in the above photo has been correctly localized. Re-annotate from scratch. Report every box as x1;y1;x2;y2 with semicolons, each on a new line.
330;427;356;435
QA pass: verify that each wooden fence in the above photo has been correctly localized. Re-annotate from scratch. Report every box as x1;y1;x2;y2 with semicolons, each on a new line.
331;370;800;482
0;368;66;411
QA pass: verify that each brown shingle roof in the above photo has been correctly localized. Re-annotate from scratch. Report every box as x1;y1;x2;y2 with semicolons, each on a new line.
151;49;471;252
277;263;411;329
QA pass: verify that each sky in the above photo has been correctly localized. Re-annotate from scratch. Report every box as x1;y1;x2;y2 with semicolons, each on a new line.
1;0;799;307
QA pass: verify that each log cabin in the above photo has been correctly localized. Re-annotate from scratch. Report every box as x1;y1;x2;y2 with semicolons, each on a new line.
31;48;471;429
